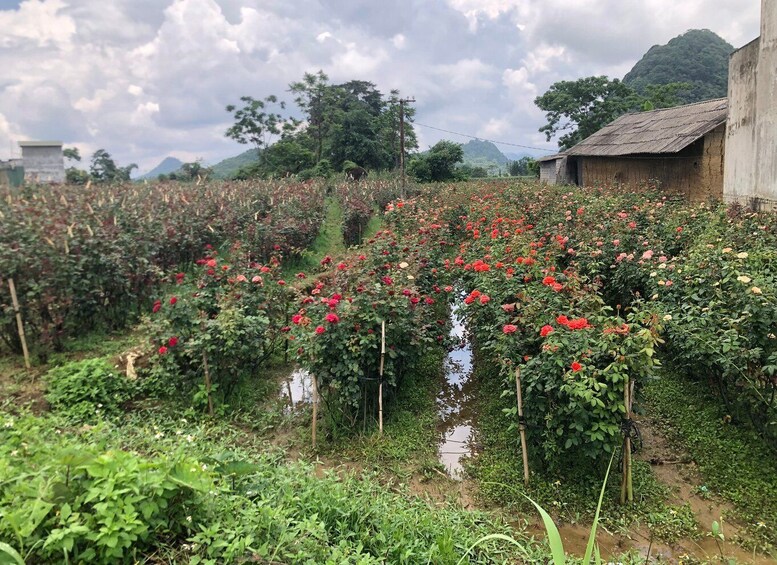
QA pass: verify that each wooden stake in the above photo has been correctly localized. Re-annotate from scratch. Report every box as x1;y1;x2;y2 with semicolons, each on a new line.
8;279;31;370
621;376;632;504
378;320;386;434
201;352;214;417
628;379;635;503
312;372;319;448
515;367;530;487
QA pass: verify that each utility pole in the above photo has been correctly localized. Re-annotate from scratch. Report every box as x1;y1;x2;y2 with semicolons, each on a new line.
399;97;415;195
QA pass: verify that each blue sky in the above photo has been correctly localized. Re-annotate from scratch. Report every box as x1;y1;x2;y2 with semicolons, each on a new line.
0;0;762;173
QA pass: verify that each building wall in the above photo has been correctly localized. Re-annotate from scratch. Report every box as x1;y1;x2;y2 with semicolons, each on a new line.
724;0;777;210
0;160;24;189
578;130;724;201
21;145;65;183
539;156;572;185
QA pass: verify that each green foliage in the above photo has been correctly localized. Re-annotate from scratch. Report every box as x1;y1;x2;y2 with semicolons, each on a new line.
257;136;315;177
0;411;527;563
624;29;734;104
508;156;538;177
211;149;260;179
535;76;639;150
63;147;81;162
644;375;777;548
45;359;133;423
233;72;417;179
224;95;292;153
89;149;137;183
178;160;213;182
408;140;465;182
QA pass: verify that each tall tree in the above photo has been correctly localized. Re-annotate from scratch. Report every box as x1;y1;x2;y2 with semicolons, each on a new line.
408;141;464;183
89;149;137;183
535;76;638;150
289;71;334;163
225;95;292;155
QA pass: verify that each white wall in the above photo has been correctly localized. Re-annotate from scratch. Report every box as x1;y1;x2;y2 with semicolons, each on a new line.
724;0;777;210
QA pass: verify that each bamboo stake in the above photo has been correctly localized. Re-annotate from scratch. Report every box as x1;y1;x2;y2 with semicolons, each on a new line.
628;379;636;502
515;367;530;487
8;279;31;370
201;352;214;417
378;320;386;435
312;373;319;448
621;376;632;504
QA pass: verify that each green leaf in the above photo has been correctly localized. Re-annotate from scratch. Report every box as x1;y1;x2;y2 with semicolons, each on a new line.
0;542;25;565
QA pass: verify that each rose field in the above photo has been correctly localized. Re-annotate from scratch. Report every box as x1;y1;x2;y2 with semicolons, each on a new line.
1;178;777;564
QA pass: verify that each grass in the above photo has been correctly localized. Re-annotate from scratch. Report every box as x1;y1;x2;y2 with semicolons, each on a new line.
281;196;345;281
318;351;445;481
467;356;697;545
0;350;539;564
642;372;777;551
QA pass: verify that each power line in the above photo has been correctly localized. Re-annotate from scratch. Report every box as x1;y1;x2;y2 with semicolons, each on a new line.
412;122;557;153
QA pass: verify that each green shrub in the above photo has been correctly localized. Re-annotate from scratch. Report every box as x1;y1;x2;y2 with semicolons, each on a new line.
45;359;133;422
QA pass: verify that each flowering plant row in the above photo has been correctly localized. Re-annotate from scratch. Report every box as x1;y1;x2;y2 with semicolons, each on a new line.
0;180;325;357
414;180;776;461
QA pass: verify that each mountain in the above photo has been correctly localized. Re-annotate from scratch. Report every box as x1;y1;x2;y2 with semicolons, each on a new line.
211;148;260;179
461;139;508;166
140;157;184;179
623;29;734;104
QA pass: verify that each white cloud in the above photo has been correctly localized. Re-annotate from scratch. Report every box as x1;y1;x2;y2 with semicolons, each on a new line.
0;0;76;48
0;0;763;170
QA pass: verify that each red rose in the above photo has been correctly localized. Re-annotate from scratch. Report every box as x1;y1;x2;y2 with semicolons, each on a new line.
152;300;162;313
315;325;326;334
479;294;490;304
540;325;554;337
169;296;177;305
168;336;178;347
325;313;339;323
503;324;518;334
292;314;303;324
571;361;582;372
158;345;168;355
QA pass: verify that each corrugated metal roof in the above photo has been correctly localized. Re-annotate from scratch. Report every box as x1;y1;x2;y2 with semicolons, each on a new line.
566;98;727;157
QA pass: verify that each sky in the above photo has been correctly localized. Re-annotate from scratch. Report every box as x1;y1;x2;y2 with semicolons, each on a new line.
0;0;762;174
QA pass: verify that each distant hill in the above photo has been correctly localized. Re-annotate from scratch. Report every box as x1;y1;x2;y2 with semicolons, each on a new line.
459;139;510;174
624;29;734;104
461;139;508;165
211;148;260;179
140;157;183;179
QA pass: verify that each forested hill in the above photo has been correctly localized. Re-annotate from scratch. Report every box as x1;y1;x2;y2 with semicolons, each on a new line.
461;139;508;166
623;29;734;104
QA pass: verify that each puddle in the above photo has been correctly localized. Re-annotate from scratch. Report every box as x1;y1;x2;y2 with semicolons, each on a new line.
437;302;477;480
282;367;312;410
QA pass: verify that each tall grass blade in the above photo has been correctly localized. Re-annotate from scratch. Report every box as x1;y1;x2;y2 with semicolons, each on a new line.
525;498;566;565
455;533;529;565
0;542;25;565
583;452;615;564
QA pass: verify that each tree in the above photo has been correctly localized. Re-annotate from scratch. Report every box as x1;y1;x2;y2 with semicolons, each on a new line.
289;71;334;163
179;160;213;182
508;156;539;177
535;76;639;150
63;147;81;162
225;95;292;155
257;137;315;177
408;141;464;183
63;147;89;184
89;149;137;183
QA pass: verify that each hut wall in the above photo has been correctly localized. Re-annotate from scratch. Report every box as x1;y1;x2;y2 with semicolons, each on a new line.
578;132;723;201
